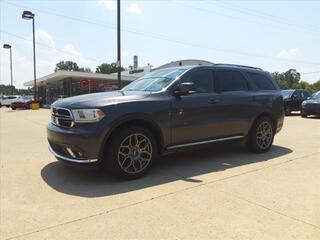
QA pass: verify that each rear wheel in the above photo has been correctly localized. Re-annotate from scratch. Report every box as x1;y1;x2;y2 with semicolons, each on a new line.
103;126;157;180
11;107;16;110
301;114;308;118
246;117;275;153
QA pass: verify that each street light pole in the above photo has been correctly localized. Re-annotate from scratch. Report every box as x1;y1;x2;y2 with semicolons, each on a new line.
22;10;37;100
3;44;13;95
117;0;121;89
32;16;37;100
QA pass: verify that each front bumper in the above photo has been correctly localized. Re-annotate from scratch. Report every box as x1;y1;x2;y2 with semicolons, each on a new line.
47;123;106;164
48;144;98;163
301;105;320;115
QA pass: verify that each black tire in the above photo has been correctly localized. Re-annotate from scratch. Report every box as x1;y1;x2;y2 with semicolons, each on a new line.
246;117;275;153
11;107;16;110
102;126;157;180
6;105;10;108
284;107;291;116
301;114;308;118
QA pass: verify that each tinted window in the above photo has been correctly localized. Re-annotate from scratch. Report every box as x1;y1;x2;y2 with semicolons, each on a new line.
248;72;276;90
292;91;300;98
301;91;310;98
216;70;248;92
184;70;214;93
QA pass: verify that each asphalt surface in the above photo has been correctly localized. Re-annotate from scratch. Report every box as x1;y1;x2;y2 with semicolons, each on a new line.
0;108;319;240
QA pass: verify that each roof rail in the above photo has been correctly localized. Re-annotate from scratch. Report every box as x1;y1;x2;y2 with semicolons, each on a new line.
214;63;262;71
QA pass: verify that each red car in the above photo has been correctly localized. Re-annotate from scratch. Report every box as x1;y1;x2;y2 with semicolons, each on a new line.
11;96;34;110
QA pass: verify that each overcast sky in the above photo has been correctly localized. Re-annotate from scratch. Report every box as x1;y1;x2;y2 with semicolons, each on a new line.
1;0;320;88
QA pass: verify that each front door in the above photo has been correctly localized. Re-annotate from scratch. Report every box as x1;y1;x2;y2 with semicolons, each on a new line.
171;69;220;145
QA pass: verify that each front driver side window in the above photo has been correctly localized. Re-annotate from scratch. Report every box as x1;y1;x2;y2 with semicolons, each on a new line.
183;70;214;93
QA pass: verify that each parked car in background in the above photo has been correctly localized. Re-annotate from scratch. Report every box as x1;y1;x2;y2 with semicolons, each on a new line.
281;89;311;115
47;64;284;179
11;96;34;110
301;91;320;118
0;95;20;108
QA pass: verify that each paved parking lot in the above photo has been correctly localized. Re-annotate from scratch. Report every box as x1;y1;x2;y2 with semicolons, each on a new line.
0;108;319;240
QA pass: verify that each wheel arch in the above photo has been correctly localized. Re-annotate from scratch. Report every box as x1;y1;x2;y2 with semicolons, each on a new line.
249;111;278;135
100;116;165;158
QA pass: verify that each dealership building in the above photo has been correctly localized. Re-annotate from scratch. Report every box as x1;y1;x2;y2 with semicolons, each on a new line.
24;59;213;105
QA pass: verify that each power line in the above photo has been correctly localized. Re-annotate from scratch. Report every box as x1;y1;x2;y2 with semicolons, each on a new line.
2;0;320;66
301;71;320;75
205;0;320;34
175;0;320;36
1;30;106;64
211;1;320;32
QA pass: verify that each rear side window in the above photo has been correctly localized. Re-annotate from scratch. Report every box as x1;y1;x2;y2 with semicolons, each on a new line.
184;70;214;93
248;72;276;90
216;70;248;92
300;91;310;98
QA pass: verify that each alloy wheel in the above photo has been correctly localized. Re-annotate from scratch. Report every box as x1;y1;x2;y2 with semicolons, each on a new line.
117;133;152;174
256;121;273;150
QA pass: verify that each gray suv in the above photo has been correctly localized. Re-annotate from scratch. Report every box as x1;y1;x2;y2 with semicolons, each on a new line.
47;64;284;179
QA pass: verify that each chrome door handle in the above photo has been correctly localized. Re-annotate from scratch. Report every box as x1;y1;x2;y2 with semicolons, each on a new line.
208;99;220;104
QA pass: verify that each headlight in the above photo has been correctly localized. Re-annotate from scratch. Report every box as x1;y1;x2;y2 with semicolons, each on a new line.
301;101;307;106
71;109;105;123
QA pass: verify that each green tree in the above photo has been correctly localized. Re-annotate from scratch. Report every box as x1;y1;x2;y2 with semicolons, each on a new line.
272;69;301;90
78;67;92;73
0;84;32;95
55;61;80;72
96;62;124;74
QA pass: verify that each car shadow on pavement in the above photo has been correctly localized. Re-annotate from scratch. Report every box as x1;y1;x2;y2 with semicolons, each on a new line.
41;143;292;198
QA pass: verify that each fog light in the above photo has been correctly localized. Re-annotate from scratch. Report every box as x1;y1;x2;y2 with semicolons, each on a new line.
66;147;76;158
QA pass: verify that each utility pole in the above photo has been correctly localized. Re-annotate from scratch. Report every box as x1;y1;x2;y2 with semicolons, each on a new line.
117;0;121;89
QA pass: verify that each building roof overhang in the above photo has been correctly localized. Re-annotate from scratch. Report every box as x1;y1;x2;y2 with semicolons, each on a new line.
24;70;138;87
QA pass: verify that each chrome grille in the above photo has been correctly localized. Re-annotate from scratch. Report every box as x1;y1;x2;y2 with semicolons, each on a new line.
51;107;74;127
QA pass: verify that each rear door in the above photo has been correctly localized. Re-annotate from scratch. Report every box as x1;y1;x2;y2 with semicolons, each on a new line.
214;69;256;137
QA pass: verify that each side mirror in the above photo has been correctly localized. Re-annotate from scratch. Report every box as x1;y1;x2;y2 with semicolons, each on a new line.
173;82;197;96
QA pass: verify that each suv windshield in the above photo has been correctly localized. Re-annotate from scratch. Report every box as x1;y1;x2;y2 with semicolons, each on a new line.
311;91;320;99
122;68;187;92
281;90;294;98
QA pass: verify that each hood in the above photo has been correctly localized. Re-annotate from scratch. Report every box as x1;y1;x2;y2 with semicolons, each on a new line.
52;91;151;109
14;99;32;103
304;98;320;104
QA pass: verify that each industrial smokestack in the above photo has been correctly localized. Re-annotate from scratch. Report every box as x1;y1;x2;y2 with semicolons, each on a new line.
133;56;138;69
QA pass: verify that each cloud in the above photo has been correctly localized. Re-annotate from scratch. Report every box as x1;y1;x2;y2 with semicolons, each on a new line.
127;3;142;14
0;30;96;88
61;44;89;65
121;50;130;57
98;0;116;11
35;30;55;49
0;48;33;88
276;48;300;59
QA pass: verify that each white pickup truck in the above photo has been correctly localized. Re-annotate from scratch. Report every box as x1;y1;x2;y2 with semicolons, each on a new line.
0;95;20;107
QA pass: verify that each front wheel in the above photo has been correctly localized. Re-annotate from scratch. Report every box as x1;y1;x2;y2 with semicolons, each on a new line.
246;117;275;153
103;126;157;180
301;114;308;118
